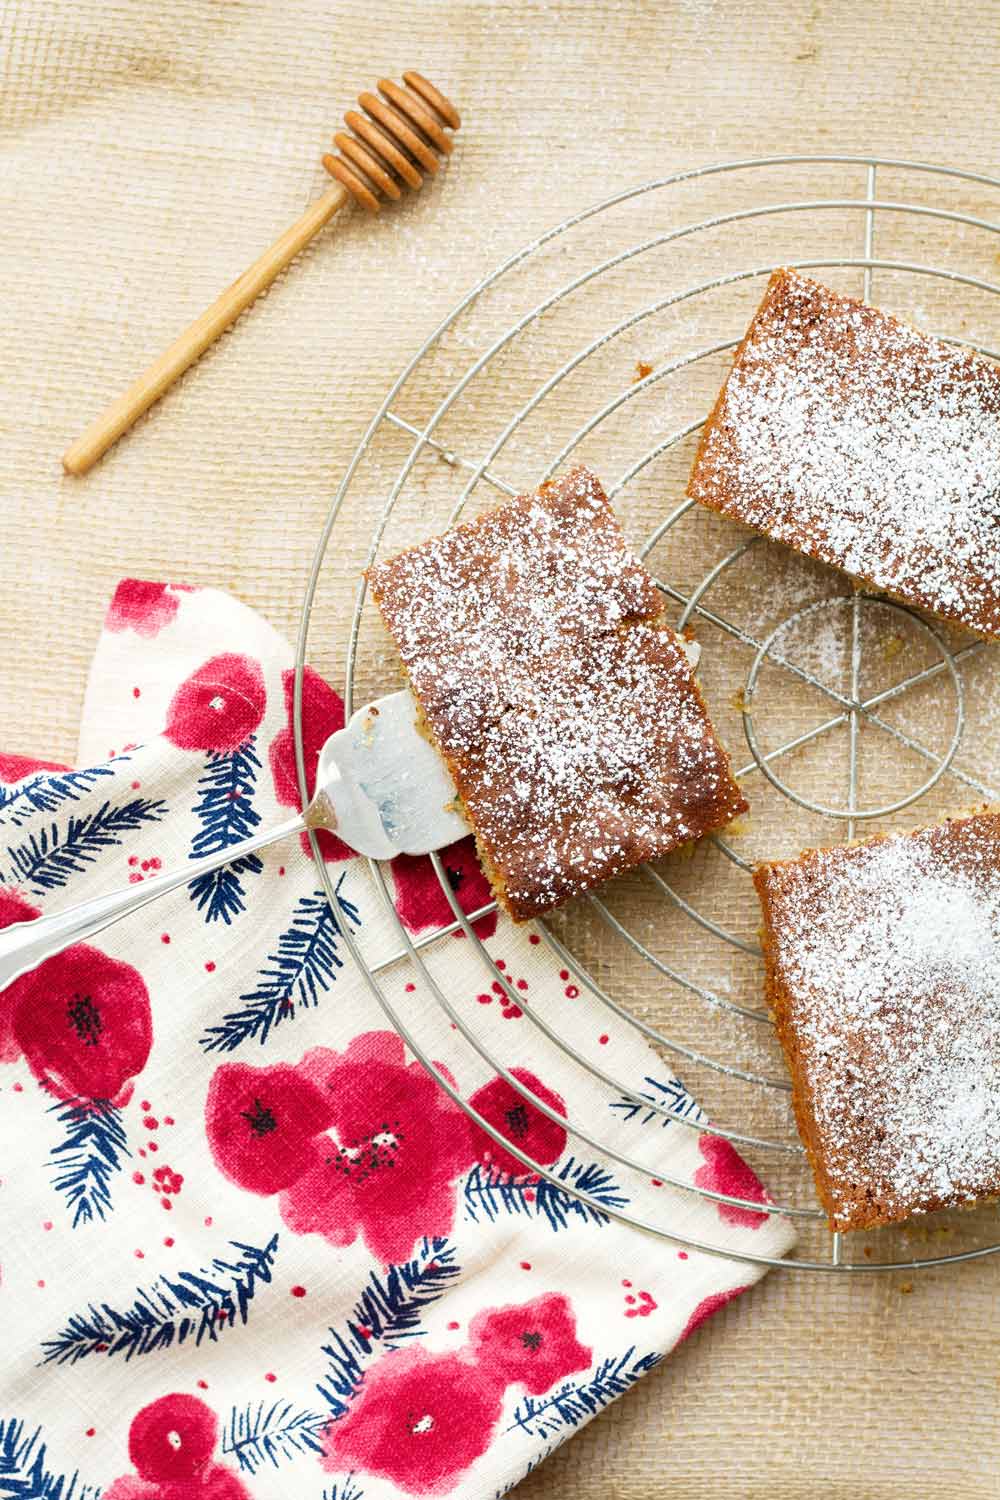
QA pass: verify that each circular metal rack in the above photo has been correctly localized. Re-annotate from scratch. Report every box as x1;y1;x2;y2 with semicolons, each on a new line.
294;155;1000;1272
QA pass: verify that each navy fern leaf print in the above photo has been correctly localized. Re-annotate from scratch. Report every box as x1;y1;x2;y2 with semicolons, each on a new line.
221;1400;328;1476
463;1157;628;1232
0;764;116;829
48;1099;130;1228
187;738;263;924
40;1234;279;1365
507;1347;662;1439
200;876;362;1052
0;1415;99;1499
5;797;166;893
322;1479;365;1500
212;1239;459;1477
317;1236;460;1416
608;1072;705;1128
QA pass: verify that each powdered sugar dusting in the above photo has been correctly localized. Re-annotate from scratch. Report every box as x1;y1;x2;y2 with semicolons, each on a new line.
689;270;1000;637
765;599;852;694
369;467;747;919
758;815;1000;1228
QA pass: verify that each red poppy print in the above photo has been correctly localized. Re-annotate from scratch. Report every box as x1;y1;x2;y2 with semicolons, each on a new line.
324;1293;591;1493
269;665;353;862
0;888;38;924
678;1284;749;1343
467;1068;567;1176
100;1479;163;1499
9;944;151;1105
0;890;41;1062
391;836;497;941
164;654;265;754
104;1393;250;1499
323;1346;502;1495
281;1032;477;1264
205;1032;476;1265
105;579;189;639
0;752;71;781
694;1134;771;1229
104;1477;247;1500
205;1061;335;1195
468;1292;591;1394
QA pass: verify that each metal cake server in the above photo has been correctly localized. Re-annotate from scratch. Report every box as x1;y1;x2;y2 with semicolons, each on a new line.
0;689;468;993
0;637;701;992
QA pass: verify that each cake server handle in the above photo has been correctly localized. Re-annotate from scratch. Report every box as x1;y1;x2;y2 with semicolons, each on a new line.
0;689;470;993
0;811;306;993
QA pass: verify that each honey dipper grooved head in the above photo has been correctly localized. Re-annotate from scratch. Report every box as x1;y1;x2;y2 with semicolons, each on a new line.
322;72;460;213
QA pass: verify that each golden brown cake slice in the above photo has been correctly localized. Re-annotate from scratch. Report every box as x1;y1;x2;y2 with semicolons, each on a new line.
755;812;1000;1231
688;268;1000;638
368;466;747;920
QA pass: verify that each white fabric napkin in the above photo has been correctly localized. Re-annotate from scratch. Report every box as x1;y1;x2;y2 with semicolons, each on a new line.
0;580;794;1499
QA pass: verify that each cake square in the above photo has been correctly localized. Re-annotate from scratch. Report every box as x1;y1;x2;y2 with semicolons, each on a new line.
755;812;1000;1231
687;268;1000;639
368;466;748;921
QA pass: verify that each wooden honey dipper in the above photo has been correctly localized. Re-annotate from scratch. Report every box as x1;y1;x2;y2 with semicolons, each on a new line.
62;72;460;476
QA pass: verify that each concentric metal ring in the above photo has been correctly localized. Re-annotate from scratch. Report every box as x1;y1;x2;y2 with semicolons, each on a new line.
742;597;964;821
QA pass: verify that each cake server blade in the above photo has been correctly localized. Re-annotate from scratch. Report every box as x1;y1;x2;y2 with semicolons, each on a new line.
0;638;701;991
316;688;470;861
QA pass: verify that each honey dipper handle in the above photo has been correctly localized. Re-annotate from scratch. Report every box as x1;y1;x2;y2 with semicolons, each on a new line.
62;181;351;476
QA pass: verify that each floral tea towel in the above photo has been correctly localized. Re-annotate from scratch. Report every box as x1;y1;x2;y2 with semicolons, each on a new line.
0;579;794;1499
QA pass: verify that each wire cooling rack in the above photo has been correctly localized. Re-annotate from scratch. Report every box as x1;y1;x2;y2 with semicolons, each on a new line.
293;155;1000;1272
